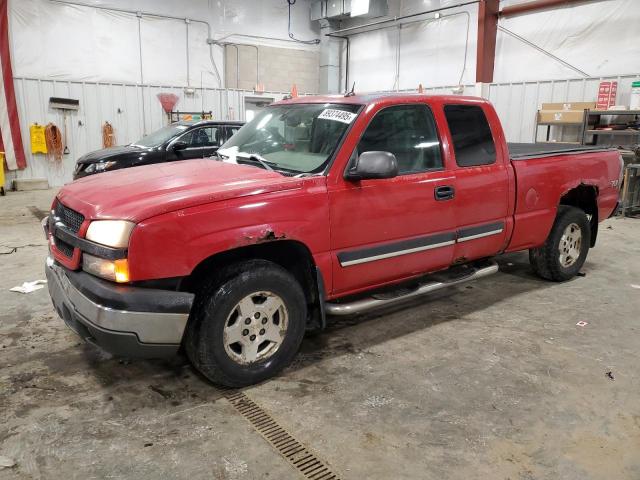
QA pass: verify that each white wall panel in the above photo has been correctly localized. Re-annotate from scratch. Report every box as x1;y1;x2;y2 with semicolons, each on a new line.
487;74;640;143
9;0;318;88
10;77;289;187
341;0;640;91
495;0;640;82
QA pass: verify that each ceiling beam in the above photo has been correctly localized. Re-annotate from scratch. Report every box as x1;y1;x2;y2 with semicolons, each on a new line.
500;0;595;18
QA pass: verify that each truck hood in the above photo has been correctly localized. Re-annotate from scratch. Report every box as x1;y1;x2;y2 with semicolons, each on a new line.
58;159;303;222
76;145;150;164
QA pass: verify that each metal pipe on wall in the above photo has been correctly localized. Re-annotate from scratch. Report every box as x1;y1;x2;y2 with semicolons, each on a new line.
48;0;222;87
136;14;147;135
185;19;191;87
326;0;480;37
217;42;260;90
329;11;471;92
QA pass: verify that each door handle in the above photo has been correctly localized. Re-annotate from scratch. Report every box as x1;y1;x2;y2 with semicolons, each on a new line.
434;185;455;201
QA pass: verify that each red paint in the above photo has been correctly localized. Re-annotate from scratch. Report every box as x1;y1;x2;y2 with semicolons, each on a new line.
51;94;622;300
476;0;500;83
0;0;27;169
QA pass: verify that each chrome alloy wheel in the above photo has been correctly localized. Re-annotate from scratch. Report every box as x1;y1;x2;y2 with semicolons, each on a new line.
223;291;288;365
559;222;582;268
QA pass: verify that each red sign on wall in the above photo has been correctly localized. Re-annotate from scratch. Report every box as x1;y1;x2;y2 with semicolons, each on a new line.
596;81;618;109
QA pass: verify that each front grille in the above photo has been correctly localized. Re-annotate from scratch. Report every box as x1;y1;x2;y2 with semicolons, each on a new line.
55;202;84;233
54;237;74;257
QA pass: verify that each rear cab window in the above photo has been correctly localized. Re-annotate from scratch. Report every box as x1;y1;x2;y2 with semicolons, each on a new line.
444;105;496;167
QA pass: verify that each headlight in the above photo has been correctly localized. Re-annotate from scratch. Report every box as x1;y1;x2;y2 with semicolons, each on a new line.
83;253;130;283
95;160;117;172
85;161;117;174
85;220;135;248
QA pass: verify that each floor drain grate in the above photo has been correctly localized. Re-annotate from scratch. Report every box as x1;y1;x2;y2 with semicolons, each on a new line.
223;389;340;480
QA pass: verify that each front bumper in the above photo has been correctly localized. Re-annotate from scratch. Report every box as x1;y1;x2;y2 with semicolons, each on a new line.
46;258;194;358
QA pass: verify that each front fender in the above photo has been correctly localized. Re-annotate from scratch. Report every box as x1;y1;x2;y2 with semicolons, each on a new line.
126;183;331;283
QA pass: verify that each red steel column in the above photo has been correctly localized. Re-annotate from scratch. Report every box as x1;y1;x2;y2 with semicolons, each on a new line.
475;0;500;84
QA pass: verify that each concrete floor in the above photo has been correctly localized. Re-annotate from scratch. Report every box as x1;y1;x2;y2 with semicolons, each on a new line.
1;189;639;480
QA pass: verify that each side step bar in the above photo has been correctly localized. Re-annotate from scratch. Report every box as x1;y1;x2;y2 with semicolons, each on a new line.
324;260;499;316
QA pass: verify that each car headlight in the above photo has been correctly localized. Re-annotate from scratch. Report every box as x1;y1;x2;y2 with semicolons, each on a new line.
83;253;130;283
85;161;117;174
85;220;135;248
95;160;117;172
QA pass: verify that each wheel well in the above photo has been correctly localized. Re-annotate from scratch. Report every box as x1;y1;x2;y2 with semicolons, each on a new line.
181;240;324;330
560;184;598;247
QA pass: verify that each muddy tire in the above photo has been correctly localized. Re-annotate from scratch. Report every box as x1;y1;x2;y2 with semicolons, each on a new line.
529;206;591;282
185;259;306;387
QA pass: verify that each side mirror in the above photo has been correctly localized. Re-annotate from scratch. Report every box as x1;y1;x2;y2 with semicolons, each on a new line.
345;151;398;181
171;140;188;151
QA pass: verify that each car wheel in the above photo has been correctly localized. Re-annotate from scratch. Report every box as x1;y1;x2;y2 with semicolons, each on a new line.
185;259;307;387
529;205;591;282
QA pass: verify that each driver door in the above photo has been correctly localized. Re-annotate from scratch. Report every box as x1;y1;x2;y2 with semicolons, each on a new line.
328;103;457;297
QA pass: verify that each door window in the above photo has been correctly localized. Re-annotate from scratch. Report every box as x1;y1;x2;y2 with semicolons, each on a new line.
225;126;241;142
181;127;218;147
355;104;442;174
444;105;496;167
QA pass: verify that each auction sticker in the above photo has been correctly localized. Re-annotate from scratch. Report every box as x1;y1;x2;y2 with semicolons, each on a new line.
318;109;357;124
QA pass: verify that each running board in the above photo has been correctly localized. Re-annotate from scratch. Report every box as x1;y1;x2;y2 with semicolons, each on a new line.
324;260;499;316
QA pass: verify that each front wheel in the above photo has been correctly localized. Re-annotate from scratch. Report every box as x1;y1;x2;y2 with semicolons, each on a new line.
185;260;307;387
529;205;591;282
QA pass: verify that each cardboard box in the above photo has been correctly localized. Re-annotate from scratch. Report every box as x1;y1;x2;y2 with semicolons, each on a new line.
541;102;596;111
537;110;586;124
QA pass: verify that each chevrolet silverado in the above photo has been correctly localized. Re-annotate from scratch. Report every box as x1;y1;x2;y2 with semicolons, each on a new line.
45;93;622;386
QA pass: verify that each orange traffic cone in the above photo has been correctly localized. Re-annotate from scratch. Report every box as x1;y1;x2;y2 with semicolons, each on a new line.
291;84;298;98
418;83;424;93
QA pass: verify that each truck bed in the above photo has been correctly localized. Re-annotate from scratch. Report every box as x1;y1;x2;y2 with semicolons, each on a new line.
508;143;611;160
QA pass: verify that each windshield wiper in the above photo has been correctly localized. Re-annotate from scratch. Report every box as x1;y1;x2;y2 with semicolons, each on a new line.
236;152;275;172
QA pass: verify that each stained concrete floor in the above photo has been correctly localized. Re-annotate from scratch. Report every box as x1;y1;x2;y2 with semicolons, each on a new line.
1;188;639;480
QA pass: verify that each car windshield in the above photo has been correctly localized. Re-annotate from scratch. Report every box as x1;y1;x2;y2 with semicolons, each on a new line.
218;103;361;174
132;124;190;148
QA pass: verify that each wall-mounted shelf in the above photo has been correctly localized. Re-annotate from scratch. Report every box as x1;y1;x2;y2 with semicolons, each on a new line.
586;130;640;136
582;109;640;146
588;110;640;116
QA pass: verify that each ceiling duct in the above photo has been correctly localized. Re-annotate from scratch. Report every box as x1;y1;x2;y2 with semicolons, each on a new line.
311;0;388;21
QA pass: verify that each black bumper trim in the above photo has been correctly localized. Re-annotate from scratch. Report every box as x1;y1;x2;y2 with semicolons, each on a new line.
64;268;193;314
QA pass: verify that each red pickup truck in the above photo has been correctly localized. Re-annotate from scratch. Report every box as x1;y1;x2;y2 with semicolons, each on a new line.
45;93;622;386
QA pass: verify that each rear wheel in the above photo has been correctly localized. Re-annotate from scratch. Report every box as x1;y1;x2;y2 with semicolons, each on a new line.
185;260;306;387
529;205;591;282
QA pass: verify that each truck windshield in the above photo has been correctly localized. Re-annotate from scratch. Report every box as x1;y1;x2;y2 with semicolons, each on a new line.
219;103;360;174
132;124;190;148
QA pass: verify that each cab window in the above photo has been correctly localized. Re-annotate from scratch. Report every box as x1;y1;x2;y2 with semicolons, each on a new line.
181;127;218;147
444;105;496;167
356;104;442;174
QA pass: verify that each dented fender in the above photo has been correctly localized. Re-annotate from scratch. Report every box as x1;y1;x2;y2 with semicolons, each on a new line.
126;177;332;284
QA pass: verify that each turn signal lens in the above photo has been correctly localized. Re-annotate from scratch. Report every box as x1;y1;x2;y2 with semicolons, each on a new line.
82;254;130;283
114;259;130;283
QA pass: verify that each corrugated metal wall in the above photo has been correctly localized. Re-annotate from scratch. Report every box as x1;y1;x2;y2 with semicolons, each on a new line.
488;74;640;143
11;77;291;186
9;73;640;187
